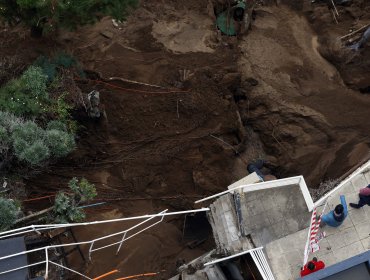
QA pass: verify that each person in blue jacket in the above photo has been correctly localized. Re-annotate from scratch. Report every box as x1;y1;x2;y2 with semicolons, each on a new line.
321;195;348;227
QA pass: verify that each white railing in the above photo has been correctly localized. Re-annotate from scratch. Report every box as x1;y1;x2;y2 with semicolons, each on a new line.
204;247;275;280
313;159;370;207
88;210;167;259
0;208;210;279
250;247;276;280
0;208;209;240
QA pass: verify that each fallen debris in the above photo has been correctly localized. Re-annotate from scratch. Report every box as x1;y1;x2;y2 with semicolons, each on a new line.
340;23;370;41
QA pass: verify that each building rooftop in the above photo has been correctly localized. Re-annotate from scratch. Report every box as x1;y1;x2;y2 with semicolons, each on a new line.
204;174;313;256
241;184;311;247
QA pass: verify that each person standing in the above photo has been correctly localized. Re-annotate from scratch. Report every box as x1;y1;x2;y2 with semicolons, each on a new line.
321;195;348;227
350;184;370;209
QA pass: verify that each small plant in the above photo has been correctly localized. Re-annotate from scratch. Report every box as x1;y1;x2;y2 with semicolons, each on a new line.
53;178;96;223
54;93;73;121
0;197;18;231
68;177;97;203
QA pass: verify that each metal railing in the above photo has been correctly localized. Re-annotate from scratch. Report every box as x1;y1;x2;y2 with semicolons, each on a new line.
0;208;210;279
313;159;370;207
250;247;276;280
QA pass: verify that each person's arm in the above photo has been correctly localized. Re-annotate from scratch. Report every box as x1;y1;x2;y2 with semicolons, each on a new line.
340;195;348;216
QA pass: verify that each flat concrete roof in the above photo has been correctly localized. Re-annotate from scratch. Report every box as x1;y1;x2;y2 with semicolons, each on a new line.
239;184;311;247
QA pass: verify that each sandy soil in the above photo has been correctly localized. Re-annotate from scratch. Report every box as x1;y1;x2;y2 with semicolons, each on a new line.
1;0;370;278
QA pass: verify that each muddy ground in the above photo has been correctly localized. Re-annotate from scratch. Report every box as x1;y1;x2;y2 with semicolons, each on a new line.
1;0;370;278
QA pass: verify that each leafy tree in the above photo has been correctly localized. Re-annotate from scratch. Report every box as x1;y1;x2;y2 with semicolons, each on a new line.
0;197;18;231
53;178;96;223
0;0;138;35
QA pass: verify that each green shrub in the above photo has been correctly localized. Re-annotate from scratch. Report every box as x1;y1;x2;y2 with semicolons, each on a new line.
68;177;97;203
45;129;75;157
0;112;75;166
12;121;45;143
34;53;78;81
0;0;138;33
54;94;73;121
0;66;49;116
34;56;57;81
20;66;48;98
11;121;48;165
0;125;10;154
53;178;96;223
16;140;50;165
47;120;67;131
0;197;18;231
54;192;85;223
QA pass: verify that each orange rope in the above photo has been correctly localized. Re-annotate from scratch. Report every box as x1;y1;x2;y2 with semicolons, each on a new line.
93;269;119;280
23;192;73;202
74;78;190;94
23;194;56;202
115;272;159;280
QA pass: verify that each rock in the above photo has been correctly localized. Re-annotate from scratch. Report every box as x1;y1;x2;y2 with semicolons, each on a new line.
100;30;114;39
87;90;101;118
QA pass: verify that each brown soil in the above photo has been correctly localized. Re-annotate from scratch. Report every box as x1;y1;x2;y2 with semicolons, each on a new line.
1;0;370;279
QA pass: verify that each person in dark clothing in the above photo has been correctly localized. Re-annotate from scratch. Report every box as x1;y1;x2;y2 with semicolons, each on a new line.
247;159;277;181
247;159;264;179
350;184;370;209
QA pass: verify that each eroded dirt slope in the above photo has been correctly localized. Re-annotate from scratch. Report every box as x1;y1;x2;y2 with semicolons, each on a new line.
1;0;370;278
237;5;370;186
